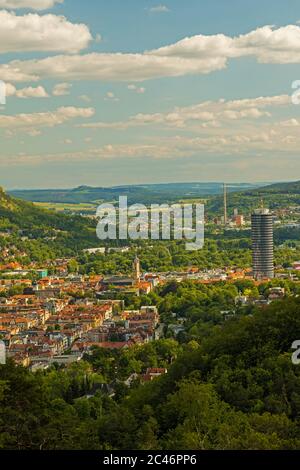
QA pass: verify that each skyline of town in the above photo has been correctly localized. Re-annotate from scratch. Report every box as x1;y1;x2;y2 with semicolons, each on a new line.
1;1;300;456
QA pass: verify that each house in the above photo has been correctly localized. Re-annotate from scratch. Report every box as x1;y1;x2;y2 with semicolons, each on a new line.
168;324;185;337
142;368;168;382
83;248;106;255
101;276;135;288
268;287;285;300
138;282;152;295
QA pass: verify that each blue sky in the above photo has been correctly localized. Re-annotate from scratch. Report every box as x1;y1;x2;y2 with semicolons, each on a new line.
1;0;300;188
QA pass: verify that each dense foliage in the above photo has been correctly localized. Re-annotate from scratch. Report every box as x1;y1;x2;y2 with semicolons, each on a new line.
1;295;300;450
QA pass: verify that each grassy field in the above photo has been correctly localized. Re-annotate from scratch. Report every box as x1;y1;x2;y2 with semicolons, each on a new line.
34;202;98;214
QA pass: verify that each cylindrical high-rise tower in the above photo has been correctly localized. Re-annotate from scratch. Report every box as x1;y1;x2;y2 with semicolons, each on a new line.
251;208;274;280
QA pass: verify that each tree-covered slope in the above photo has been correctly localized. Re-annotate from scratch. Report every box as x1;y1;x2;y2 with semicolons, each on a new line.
1;296;300;449
9;183;261;206
0;187;98;261
207;180;300;215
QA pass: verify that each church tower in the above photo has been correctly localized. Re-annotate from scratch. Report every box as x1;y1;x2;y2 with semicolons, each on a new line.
133;255;141;283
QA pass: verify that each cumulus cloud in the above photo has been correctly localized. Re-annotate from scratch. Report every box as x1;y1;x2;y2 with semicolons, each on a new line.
0;143;186;166
170;124;300;157
0;11;92;54
16;85;49;98
3;121;300;166
128;84;146;94
149;25;300;64
0;65;38;83
105;91;119;102
231;25;300;63
149;5;170;13
0;0;63;9
79;95;290;130
0;52;226;83
5;82;49;98
150;33;233;58
72;92;299;166
0;106;94;132
137;22;300;63
2;25;300;83
52;82;72;96
278;118;300;127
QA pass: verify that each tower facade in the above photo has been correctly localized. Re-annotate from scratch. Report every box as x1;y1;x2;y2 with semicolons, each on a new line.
251;208;274;280
133;255;141;282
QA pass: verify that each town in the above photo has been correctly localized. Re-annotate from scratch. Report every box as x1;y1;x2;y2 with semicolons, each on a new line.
1;212;300;371
0;256;164;370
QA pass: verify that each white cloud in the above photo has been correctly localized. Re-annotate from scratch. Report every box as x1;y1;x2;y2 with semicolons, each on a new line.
79;120;131;130
0;23;300;82
278;118;300;127
5;82;49;98
3;25;300;83
172;125;300;156
0;0;63;10
151;25;300;64
79;94;290;130
0;11;92;54
0;66;38;83
231;25;300;63
0;106;94;132
149;5;170;13
52;82;72;96
105;91;119;102
4;83;17;97
128;84;146;94
0;143;186;165
16;85;49;98
3;122;300;166
0;52;226;83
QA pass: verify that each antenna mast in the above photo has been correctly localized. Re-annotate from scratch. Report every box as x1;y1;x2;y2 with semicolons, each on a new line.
224;183;228;227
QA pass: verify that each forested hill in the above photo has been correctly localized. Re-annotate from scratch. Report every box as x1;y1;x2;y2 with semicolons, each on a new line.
207;180;300;215
0;187;98;259
8;182;260;206
251;180;300;194
0;186;93;232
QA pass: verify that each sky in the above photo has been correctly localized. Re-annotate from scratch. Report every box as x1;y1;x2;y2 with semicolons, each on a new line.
1;0;300;188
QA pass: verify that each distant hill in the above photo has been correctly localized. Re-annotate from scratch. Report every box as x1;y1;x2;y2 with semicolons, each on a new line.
207;180;300;215
250;180;300;195
9;182;261;205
